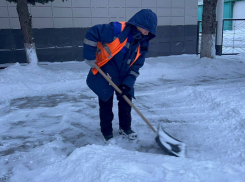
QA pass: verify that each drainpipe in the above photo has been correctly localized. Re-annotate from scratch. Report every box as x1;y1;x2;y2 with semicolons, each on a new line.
216;0;224;56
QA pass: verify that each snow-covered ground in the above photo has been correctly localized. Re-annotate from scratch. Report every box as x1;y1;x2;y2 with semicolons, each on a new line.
0;54;245;182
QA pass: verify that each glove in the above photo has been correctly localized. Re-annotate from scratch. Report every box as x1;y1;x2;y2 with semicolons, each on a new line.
119;84;131;96
85;59;96;68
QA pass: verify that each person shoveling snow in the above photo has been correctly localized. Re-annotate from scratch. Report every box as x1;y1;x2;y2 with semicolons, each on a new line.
83;9;185;157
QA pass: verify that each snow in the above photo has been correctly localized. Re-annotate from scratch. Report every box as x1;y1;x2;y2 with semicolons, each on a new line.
1;54;245;181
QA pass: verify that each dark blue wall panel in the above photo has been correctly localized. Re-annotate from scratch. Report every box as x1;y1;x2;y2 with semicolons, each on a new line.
0;25;197;64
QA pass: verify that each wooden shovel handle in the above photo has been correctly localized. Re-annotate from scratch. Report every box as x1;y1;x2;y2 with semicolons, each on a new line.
94;64;156;133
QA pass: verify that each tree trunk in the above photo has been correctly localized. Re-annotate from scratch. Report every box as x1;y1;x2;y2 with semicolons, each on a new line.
16;0;38;64
200;0;218;59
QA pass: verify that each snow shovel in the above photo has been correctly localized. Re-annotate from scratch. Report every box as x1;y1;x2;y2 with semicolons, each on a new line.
94;64;186;157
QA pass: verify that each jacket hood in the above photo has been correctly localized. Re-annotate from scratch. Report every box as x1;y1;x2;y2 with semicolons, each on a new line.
127;9;157;39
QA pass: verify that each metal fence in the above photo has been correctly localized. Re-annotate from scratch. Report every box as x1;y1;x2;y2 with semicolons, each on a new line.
197;19;245;55
222;19;245;55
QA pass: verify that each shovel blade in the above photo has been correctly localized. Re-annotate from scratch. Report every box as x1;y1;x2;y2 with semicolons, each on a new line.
155;124;186;157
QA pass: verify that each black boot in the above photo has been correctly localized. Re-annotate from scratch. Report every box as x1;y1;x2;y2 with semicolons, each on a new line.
118;127;138;140
103;134;113;141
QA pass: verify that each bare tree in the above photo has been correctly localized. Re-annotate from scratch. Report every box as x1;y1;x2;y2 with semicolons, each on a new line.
17;0;38;64
200;0;218;58
6;0;66;65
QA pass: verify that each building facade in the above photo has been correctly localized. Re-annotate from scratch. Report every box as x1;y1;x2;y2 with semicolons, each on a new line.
0;0;198;64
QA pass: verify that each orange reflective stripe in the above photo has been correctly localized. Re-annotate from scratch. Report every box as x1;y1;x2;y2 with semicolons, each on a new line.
130;45;141;67
120;22;142;68
92;21;141;75
92;22;127;75
92;38;128;74
120;22;126;31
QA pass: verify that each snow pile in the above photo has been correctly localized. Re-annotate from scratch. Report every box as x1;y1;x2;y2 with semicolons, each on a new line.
0;62;87;101
138;54;245;82
10;145;245;182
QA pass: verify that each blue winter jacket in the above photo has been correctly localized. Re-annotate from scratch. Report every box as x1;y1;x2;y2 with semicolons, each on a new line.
84;9;157;101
